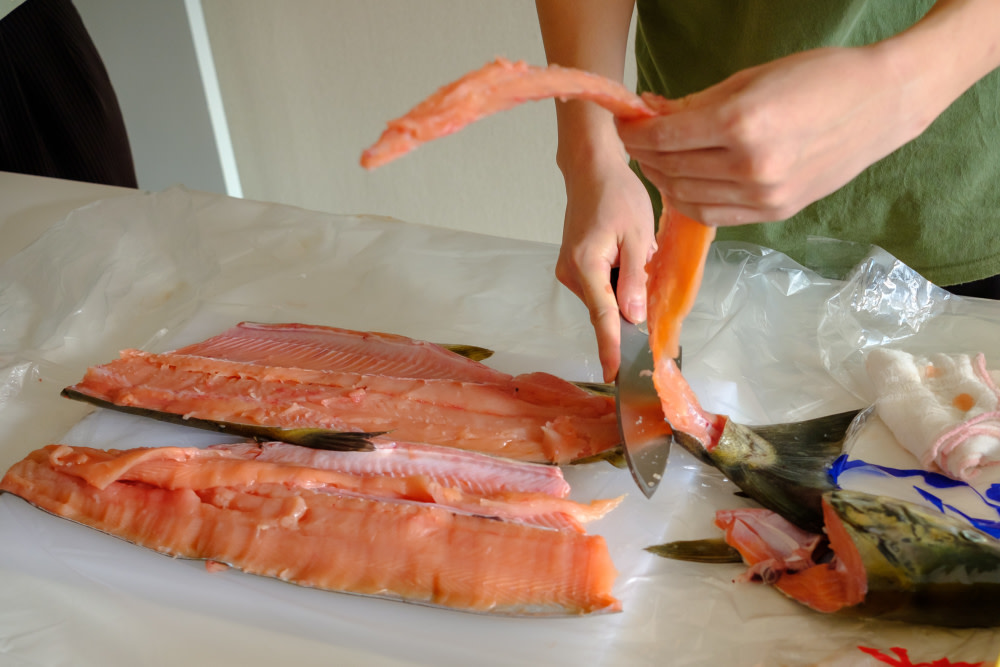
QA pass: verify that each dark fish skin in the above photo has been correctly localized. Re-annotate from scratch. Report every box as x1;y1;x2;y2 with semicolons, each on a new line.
828;489;1000;627
673;410;861;533
61;388;382;452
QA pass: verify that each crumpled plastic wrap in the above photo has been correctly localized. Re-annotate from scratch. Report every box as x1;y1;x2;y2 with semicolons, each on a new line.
818;243;1000;402
1;188;998;666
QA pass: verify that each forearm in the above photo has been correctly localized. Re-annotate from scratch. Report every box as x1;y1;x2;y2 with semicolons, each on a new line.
876;0;1000;138
535;0;636;174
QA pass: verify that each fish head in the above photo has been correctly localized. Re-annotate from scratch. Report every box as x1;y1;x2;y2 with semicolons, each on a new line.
824;489;1000;626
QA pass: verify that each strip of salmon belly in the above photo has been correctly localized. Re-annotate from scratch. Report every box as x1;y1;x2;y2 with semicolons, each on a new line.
360;58;659;169
44;444;619;532
650;353;722;449
173;322;510;383
359;58;717;448
0;446;621;615
646;209;720;447
66;350;619;464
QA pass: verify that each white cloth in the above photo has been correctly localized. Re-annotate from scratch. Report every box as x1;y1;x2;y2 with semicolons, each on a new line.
865;348;1000;481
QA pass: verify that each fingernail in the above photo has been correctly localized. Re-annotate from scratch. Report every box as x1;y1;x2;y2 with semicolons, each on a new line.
627;299;646;323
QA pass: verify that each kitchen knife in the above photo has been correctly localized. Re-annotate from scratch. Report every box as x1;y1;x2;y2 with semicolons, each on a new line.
615;315;675;498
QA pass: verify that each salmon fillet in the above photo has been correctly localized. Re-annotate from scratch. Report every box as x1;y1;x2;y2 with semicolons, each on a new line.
65;347;619;465
1;444;622;616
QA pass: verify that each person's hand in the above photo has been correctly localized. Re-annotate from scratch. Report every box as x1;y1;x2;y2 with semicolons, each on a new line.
556;156;655;382
617;46;935;227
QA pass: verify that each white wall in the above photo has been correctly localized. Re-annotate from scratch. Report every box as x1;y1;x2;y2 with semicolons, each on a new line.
200;0;636;244
74;0;228;195
73;1;637;245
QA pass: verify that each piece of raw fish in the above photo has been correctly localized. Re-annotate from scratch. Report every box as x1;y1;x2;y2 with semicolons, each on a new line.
1;443;622;616
64;346;620;465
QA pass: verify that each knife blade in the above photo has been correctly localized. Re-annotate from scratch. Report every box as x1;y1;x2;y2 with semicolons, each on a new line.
615;315;675;498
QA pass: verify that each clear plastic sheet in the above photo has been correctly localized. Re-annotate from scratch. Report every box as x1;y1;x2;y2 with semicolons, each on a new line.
817;243;1000;403
1;188;998;666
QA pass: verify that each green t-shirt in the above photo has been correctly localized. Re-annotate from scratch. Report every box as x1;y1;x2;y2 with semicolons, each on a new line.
634;0;1000;286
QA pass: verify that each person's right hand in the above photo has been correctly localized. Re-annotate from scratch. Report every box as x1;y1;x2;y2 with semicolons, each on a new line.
556;156;656;383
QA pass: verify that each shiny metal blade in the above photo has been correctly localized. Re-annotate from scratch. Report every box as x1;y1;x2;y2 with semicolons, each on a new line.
615;316;673;498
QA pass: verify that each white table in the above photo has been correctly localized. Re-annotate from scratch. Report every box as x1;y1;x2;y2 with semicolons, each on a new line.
0;171;135;263
1;173;997;666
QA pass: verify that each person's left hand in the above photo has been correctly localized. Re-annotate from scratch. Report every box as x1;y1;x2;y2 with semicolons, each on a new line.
616;46;934;226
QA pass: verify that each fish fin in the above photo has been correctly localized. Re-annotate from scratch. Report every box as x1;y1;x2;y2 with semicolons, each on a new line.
646;538;743;563
276;429;382;452
568;446;628;468
746;410;861;459
570;381;615;397
438;343;495;362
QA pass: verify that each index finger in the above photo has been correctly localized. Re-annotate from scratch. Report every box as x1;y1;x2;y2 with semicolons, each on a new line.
578;263;622;383
615;108;724;153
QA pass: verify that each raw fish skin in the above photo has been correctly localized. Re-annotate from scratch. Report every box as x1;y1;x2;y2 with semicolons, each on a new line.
174;322;510;383
66;349;620;464
1;444;622;616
